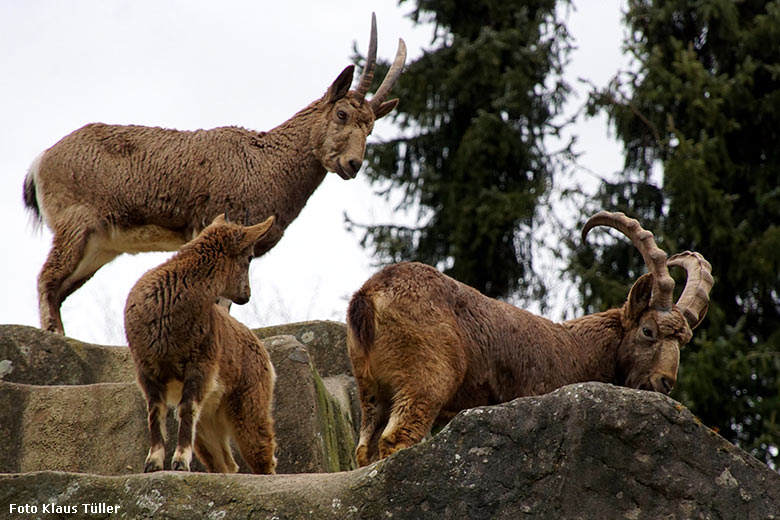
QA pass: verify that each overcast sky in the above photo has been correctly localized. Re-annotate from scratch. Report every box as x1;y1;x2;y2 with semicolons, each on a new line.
0;0;628;345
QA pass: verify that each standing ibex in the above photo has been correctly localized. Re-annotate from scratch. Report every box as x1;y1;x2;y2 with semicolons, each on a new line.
346;211;714;466
125;214;277;474
23;13;406;334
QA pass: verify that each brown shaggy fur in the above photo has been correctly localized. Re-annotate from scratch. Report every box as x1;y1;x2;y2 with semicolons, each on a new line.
24;18;405;334
124;215;277;474
347;239;712;466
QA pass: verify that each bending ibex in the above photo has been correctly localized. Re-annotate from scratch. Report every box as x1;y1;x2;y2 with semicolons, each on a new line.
24;13;406;334
346;211;713;466
125;214;277;474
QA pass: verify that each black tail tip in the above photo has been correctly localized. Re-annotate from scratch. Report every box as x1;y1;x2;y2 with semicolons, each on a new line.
23;171;39;208
23;172;43;225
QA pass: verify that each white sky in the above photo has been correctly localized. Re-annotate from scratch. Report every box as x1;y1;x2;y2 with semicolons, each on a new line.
0;0;628;345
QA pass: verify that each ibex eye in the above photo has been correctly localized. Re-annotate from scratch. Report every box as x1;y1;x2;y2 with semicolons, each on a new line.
337;110;347;121
642;327;653;338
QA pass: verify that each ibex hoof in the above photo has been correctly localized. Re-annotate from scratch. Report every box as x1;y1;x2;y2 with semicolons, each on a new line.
171;460;190;472
143;461;162;473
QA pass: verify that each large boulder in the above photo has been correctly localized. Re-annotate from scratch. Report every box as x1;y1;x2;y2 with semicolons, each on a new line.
0;327;357;475
1;383;778;519
264;335;356;473
0;325;134;385
255;320;351;377
0;381;147;475
254;321;359;435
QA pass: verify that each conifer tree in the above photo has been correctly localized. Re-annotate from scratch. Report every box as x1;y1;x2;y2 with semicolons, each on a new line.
350;0;572;301
573;0;780;465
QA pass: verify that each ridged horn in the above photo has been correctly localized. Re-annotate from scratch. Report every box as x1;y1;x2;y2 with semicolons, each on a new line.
368;37;407;111
667;251;714;329
354;12;378;102
582;211;675;311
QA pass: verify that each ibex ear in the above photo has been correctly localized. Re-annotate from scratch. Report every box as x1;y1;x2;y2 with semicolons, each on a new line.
625;273;653;323
327;65;354;103
373;98;399;119
239;216;275;252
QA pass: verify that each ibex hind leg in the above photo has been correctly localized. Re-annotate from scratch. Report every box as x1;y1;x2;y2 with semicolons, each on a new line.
228;392;276;474
354;374;389;467
377;355;460;461
363;414;387;466
377;393;443;460
37;217;117;334
193;413;238;473
171;375;207;472
375;335;461;461
217;435;239;474
138;376;168;473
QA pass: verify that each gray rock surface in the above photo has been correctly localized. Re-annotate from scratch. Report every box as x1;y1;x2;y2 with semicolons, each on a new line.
0;325;134;385
0;381;147;475
2;383;778;519
265;335;355;473
0;321;353;385
255;320;351;377
2;322;778;519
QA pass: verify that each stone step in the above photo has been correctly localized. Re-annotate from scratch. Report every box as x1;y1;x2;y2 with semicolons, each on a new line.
0;332;357;475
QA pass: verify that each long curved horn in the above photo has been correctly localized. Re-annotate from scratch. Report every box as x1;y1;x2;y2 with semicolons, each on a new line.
354;12;378;102
667;251;714;329
582;211;675;311
368;37;407;111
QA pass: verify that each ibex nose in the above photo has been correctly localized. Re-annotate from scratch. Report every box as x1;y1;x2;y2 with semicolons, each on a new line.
651;375;676;394
347;159;362;175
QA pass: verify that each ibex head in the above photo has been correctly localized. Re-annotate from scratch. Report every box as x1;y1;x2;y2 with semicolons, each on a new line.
311;13;406;180
583;211;714;394
201;213;275;305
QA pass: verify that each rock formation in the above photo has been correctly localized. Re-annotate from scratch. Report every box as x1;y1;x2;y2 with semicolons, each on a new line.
1;323;779;519
0;323;356;474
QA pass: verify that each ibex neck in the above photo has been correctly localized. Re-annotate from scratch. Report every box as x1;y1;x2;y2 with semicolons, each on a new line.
159;250;226;316
562;309;624;384
257;103;328;226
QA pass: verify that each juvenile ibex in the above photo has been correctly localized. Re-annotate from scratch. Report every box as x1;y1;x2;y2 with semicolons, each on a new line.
24;13;406;334
346;211;713;466
125;214;277;474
